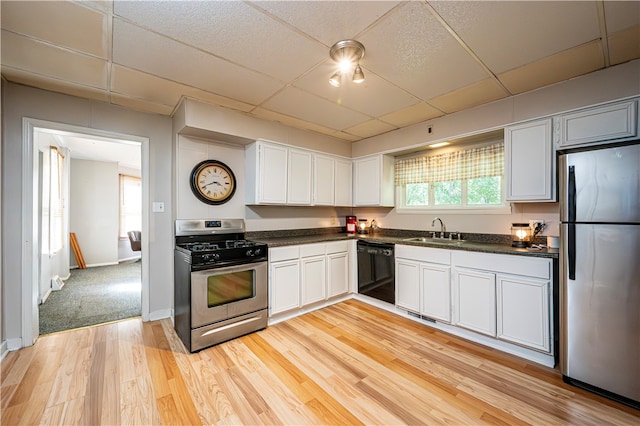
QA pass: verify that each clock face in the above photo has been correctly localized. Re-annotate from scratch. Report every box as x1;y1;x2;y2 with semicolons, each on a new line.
190;160;236;205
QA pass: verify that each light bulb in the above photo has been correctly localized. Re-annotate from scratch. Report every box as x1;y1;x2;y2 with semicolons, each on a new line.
352;64;365;83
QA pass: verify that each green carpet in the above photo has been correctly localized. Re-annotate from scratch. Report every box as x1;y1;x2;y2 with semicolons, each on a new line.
39;261;141;335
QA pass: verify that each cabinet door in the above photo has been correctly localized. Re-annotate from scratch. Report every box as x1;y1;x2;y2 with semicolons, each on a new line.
497;274;550;352
421;264;451;323
327;251;349;298
353;156;381;206
313;154;335;206
396;259;420;313
259;143;288;204
334;158;352;206
557;100;637;148
287;149;312;205
454;268;496;336
301;256;326;306
270;260;300;315
505;118;554;202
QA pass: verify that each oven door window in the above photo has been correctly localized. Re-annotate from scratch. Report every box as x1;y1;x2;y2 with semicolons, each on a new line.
207;270;255;308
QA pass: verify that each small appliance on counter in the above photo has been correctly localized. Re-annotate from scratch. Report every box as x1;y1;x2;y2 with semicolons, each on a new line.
346;215;357;234
357;219;369;234
510;223;532;247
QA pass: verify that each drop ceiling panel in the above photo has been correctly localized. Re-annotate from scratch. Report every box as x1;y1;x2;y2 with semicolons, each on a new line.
110;65;186;108
428;78;508;114
112;19;283;106
261;87;370;131
432;1;600;74
608;26;640;66
1;1;108;58
344;119;397;139
114;1;327;82
294;61;420;117
253;1;402;45
252;107;339;136
379;102;444;128
604;1;640;33
1;66;109;102
110;93;174;116
1;30;107;89
360;1;489;100
499;41;604;95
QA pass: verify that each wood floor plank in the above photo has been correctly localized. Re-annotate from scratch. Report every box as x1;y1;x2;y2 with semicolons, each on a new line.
2;301;639;426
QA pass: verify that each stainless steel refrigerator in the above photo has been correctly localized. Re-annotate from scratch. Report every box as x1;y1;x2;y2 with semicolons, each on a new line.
559;141;640;409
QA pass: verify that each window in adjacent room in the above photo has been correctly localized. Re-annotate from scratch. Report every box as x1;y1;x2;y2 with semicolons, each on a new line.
396;141;507;212
49;147;65;253
119;174;142;238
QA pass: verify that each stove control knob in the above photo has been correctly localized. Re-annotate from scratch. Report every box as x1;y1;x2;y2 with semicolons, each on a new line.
254;248;262;256
213;253;220;260
246;249;254;257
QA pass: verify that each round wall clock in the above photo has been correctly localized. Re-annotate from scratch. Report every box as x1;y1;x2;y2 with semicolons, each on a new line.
189;160;237;205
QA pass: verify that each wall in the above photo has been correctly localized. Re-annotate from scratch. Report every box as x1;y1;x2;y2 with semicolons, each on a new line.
1;83;173;345
69;159;119;267
177;134;347;231
352;60;640;158
351;60;640;237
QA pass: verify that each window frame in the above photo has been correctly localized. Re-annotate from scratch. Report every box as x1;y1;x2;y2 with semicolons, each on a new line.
395;140;512;215
119;174;142;239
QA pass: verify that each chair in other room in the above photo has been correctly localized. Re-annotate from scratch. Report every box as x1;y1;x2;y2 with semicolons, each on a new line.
128;230;141;252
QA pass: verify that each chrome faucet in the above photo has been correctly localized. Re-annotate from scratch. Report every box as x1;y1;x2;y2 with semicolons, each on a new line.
431;217;446;238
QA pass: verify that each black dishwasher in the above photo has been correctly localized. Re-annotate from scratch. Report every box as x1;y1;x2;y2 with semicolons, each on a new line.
357;241;395;304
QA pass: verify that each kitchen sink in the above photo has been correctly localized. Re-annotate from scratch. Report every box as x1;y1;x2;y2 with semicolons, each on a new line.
402;237;466;245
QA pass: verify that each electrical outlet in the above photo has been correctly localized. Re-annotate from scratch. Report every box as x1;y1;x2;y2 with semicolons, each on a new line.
330;216;336;225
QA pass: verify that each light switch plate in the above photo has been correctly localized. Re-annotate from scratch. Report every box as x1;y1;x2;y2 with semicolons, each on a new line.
152;202;165;213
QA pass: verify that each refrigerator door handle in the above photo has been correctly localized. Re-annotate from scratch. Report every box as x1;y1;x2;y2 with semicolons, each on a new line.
568;165;576;222
568;223;576;280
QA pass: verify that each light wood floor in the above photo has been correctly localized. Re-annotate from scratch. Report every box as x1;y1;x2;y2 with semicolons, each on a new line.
2;300;639;425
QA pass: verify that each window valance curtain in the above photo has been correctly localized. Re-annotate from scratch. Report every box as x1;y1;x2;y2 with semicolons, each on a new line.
395;143;504;186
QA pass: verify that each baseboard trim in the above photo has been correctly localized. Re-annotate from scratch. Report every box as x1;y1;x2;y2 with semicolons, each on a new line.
40;288;52;304
6;338;23;351
0;340;8;361
148;309;171;322
119;255;141;262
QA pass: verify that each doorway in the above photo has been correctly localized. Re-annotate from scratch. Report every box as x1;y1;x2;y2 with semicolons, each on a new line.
22;119;150;344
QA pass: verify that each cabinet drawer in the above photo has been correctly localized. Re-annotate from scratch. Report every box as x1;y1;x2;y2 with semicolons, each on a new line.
270;246;300;262
452;251;550;280
300;243;326;257
396;245;450;265
326;240;349;254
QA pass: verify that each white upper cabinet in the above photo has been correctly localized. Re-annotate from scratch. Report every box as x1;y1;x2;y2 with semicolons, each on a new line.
554;100;637;149
246;140;352;207
353;154;394;207
246;141;288;205
287;148;312;205
505;118;555;202
313;154;335;206
334;158;353;207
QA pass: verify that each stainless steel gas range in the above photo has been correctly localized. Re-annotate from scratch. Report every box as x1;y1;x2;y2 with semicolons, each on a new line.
174;219;268;352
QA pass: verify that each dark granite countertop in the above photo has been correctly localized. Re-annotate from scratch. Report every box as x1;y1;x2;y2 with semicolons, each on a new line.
247;229;558;259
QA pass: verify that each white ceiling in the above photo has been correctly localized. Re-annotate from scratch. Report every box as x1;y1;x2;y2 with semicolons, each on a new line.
2;1;639;143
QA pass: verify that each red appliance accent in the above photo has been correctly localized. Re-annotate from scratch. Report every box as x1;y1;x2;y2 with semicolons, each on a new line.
346;216;357;234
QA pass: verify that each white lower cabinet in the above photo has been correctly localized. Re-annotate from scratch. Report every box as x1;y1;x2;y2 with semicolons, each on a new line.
395;245;451;319
301;256;326;305
421;264;451;323
396;259;420;313
270;259;300;315
327;251;349;298
453;268;496;337
269;241;351;320
497;274;550;352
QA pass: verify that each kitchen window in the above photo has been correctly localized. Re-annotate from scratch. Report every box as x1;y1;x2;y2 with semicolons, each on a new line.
396;142;509;213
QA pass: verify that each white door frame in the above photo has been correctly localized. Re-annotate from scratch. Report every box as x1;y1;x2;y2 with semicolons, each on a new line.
22;117;150;346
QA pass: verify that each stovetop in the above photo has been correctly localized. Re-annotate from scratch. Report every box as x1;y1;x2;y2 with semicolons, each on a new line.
177;239;263;253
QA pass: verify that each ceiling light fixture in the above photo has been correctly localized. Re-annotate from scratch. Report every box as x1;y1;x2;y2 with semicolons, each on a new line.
329;39;365;86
